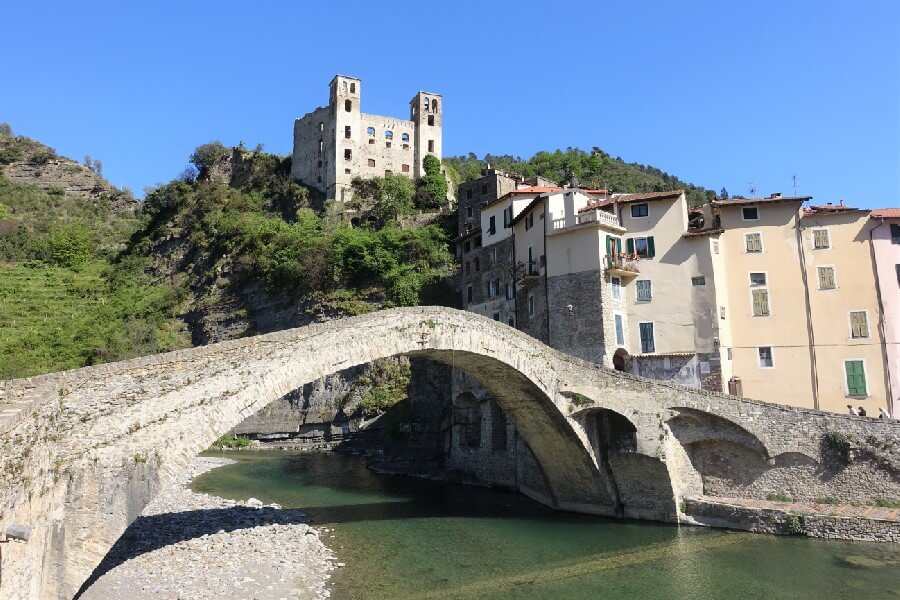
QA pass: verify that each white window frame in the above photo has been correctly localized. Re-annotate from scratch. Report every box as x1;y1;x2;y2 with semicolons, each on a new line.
614;312;626;346
635;279;652;302
757;346;775;368
630;203;649;219
749;285;772;317
712;240;720;254
748;271;768;286
611;276;622;300
817;264;837;291
638;321;656;354
811;227;831;250
741;206;760;221
505;281;514;300
848;310;870;339
489;247;497;264
843;358;869;398
744;232;764;253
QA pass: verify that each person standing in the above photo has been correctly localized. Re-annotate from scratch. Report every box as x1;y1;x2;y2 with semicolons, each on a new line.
858;406;867;417
847;405;858;416
879;407;892;419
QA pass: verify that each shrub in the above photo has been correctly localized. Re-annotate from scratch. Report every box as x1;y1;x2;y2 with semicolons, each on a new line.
824;431;852;463
213;434;251;449
784;515;804;535
415;154;447;210
679;498;690;514
0;145;21;165
766;492;793;503
29;148;56;164
0;203;10;219
815;497;840;505
874;498;900;509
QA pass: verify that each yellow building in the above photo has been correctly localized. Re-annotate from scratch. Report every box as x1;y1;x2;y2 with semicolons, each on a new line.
713;196;889;413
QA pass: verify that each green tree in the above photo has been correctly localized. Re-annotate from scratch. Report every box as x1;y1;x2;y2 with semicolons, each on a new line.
40;222;96;268
189;141;229;176
719;187;729;200
415;154;447;210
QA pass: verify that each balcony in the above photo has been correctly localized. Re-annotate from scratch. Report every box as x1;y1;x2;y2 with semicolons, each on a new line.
551;208;622;233
605;254;640;276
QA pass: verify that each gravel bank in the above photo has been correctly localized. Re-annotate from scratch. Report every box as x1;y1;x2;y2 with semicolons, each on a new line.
79;456;336;599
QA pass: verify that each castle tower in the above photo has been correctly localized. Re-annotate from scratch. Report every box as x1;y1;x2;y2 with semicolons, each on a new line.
330;75;361;201
410;91;443;179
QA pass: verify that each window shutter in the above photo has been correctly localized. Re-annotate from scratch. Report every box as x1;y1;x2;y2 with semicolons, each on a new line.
616;238;622;254
647;236;656;258
845;361;867;396
818;267;835;289
890;224;900;244
626;238;635;254
850;312;868;338
752;289;770;316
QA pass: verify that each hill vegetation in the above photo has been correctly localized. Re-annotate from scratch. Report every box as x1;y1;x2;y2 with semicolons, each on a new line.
444;147;717;206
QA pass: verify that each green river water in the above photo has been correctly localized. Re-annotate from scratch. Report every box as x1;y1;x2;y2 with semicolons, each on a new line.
193;451;899;600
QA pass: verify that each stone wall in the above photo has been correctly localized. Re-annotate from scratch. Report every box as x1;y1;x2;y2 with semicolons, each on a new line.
685;498;900;542
547;270;605;363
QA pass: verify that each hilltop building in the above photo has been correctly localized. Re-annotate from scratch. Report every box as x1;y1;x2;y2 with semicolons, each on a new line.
291;75;442;201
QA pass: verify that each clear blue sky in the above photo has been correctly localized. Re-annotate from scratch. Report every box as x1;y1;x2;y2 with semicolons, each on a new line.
2;0;898;206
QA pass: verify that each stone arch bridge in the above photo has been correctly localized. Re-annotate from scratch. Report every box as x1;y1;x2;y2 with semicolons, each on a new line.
1;307;897;599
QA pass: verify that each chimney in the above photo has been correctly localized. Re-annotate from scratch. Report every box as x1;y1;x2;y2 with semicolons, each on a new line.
770;192;782;199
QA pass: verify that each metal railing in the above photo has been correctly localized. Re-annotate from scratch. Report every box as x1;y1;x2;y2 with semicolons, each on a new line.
551;209;620;231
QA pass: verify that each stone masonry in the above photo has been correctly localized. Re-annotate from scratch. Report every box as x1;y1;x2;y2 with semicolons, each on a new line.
0;307;898;599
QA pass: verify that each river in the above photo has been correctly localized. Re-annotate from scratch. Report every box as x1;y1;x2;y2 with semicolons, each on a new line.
192;450;899;600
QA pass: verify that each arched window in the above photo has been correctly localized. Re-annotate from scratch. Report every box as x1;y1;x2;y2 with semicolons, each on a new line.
401;133;409;142
366;127;375;136
423;97;430;111
385;130;393;139
342;81;348;92
431;99;438;112
344;99;352;112
349;82;356;93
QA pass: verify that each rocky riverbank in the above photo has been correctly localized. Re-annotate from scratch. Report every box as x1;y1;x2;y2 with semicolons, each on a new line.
80;456;337;600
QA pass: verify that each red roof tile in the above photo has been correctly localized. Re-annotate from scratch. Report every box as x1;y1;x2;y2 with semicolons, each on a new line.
804;204;859;214
870;208;900;218
614;190;685;202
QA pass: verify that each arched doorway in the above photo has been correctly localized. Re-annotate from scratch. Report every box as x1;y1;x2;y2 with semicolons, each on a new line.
612;348;631;372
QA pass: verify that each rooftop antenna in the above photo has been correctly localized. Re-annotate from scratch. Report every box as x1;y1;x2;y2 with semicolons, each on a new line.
792;174;798;197
748;181;757;197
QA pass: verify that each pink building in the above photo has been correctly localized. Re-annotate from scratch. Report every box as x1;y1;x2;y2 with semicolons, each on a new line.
870;209;900;416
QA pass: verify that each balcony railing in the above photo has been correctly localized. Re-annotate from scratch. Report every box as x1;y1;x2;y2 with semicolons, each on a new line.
551;209;621;232
605;253;640;275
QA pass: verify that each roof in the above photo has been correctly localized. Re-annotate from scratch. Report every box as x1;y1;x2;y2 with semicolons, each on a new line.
482;186;562;210
803;204;860;215
870;208;900;219
711;195;811;207
577;190;684;213
613;190;685;203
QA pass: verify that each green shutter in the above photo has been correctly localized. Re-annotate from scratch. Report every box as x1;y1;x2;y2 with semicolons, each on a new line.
626;238;635;254
606;235;614;254
845;361;867;396
647;236;655;258
616;238;622;254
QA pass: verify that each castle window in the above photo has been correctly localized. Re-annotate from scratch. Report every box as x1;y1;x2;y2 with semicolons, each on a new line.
385;170;392;176
428;140;434;152
342;81;348;92
368;159;376;167
344;99;352;112
385;130;393;139
317;175;322;183
344;168;351;175
402;143;409;150
386;142;392;148
366;127;375;136
318;140;323;154
350;82;356;93
466;189;472;199
344;126;351;139
318;122;324;131
424;97;430;111
481;184;487;195
317;160;322;168
344;149;352;160
428;115;435;126
402;133;410;142
369;139;375;145
431;99;438;112
402;164;410;173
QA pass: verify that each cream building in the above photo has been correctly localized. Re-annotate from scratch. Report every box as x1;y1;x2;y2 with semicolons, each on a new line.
291;75;442;201
713;196;890;413
867;209;900;415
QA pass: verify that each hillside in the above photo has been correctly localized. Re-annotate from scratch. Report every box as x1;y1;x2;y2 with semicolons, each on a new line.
0;125;188;379
444;148;717;206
